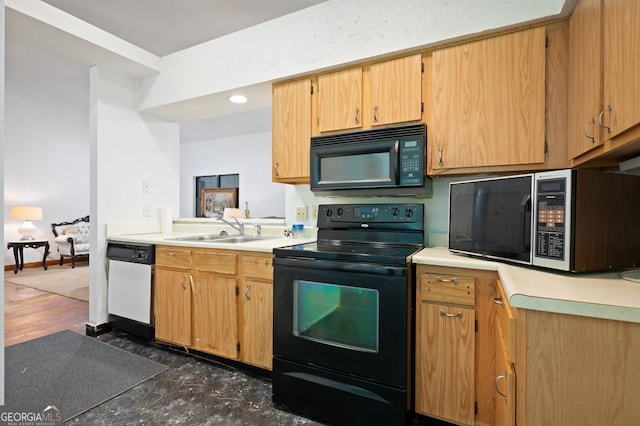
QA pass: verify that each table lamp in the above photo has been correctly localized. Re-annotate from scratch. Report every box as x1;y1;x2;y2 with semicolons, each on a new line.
10;205;43;240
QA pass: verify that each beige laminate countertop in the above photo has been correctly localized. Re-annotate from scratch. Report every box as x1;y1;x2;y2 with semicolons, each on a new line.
413;247;640;324
107;232;315;253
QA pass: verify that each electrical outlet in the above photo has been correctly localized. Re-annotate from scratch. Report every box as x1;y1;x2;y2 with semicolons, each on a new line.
295;206;308;221
312;205;318;220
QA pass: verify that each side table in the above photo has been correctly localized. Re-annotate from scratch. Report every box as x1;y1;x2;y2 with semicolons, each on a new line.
7;240;50;274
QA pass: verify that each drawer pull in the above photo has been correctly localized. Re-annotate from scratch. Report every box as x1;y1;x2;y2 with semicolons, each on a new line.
496;372;508;400
493;297;504;305
436;276;458;284
439;310;463;319
180;275;187;290
166;252;176;257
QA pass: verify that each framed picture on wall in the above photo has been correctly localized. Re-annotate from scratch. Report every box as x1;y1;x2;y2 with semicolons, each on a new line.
200;187;238;218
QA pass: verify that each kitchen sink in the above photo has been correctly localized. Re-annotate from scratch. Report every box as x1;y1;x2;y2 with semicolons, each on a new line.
168;234;228;241
167;234;276;244
216;235;275;244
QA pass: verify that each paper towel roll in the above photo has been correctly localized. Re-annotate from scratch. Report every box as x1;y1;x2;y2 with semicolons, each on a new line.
160;206;173;234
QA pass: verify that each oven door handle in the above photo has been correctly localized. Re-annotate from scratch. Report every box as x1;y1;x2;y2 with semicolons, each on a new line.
274;257;407;276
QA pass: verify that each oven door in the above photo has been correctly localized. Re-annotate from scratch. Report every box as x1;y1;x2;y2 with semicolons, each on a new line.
273;256;412;388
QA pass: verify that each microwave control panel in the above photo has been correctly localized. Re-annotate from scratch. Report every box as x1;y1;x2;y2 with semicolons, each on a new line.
398;139;424;186
534;177;567;260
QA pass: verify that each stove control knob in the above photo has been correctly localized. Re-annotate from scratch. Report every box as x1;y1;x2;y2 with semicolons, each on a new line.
337;207;344;216
326;208;333;217
405;208;414;218
391;207;400;216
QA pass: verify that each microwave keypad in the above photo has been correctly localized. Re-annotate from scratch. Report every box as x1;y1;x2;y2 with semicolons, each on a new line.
399;140;423;185
535;181;566;260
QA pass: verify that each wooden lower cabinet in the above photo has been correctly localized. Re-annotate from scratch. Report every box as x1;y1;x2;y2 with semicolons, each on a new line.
415;266;497;425
238;252;273;370
494;280;516;426
192;275;238;359
154;246;274;370
154;268;192;347
517;309;640;425
416;302;475;425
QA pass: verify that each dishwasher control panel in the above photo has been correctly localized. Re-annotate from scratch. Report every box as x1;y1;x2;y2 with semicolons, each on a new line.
106;242;155;264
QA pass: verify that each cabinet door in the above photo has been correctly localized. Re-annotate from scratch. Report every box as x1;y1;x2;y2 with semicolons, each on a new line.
154;268;191;346
603;0;640;138
430;28;545;170
239;279;273;370
416;303;476;425
272;79;312;183
568;0;603;159
370;54;423;126
318;67;363;132
192;275;238;359
495;336;516;426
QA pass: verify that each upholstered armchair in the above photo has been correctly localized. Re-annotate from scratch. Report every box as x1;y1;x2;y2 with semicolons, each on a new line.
51;215;90;268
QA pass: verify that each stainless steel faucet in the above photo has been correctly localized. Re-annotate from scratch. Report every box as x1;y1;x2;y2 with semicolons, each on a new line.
216;212;244;235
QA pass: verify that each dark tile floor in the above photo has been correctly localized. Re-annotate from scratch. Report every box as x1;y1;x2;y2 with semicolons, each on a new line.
67;331;324;425
66;331;447;425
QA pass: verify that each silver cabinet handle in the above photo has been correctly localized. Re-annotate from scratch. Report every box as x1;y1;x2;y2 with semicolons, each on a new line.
496;372;508;400
598;105;612;133
274;162;280;177
436;276;458;284
493;297;504;305
167;252;176;257
355;108;360;125
438;147;444;166
180;275;187;289
439;310;463;318
583;118;596;143
245;285;251;300
373;106;379;123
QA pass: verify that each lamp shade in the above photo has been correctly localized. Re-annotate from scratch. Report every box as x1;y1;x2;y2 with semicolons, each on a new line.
10;206;43;240
10;206;43;221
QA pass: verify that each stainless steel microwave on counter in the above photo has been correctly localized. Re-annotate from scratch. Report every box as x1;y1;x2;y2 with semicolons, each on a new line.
310;123;432;197
448;169;640;272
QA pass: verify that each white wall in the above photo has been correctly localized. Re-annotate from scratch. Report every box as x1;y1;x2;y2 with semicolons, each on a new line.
284;175;485;247
90;66;180;327
180;131;284;219
4;42;89;265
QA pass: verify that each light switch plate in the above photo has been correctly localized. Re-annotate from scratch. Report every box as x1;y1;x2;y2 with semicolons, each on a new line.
295;206;308;221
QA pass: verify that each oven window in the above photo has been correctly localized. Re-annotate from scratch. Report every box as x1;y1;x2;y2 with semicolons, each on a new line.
293;280;379;353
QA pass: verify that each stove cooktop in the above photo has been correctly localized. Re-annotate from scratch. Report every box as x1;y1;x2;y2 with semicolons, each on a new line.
273;240;423;265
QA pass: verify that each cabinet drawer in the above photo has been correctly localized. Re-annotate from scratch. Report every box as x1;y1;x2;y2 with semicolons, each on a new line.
420;273;475;306
495;280;517;363
156;246;192;269
193;249;237;275
240;254;273;281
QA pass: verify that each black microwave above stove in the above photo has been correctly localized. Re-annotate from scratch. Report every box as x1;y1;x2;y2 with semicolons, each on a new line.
310;123;432;197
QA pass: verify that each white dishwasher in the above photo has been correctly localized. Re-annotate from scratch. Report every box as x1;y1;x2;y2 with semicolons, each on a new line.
107;242;155;340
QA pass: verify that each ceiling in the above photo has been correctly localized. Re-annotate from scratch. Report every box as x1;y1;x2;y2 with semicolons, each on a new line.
41;0;327;56
7;0;327;140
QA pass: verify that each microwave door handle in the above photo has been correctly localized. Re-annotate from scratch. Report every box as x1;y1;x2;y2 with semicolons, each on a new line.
520;194;532;252
393;140;400;183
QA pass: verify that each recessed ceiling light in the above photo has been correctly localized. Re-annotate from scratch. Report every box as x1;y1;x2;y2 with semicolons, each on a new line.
228;94;248;104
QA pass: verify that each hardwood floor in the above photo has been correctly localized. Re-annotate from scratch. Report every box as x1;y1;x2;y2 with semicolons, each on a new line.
4;281;88;347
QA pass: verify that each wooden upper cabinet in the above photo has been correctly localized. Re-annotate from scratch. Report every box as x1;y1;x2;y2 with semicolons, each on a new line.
568;0;603;160
370;53;423;126
272;79;312;183
430;27;546;170
318;67;363;132
603;0;640;139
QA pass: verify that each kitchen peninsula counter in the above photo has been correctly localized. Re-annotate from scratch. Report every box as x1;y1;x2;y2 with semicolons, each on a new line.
107;221;316;253
413;247;640;323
